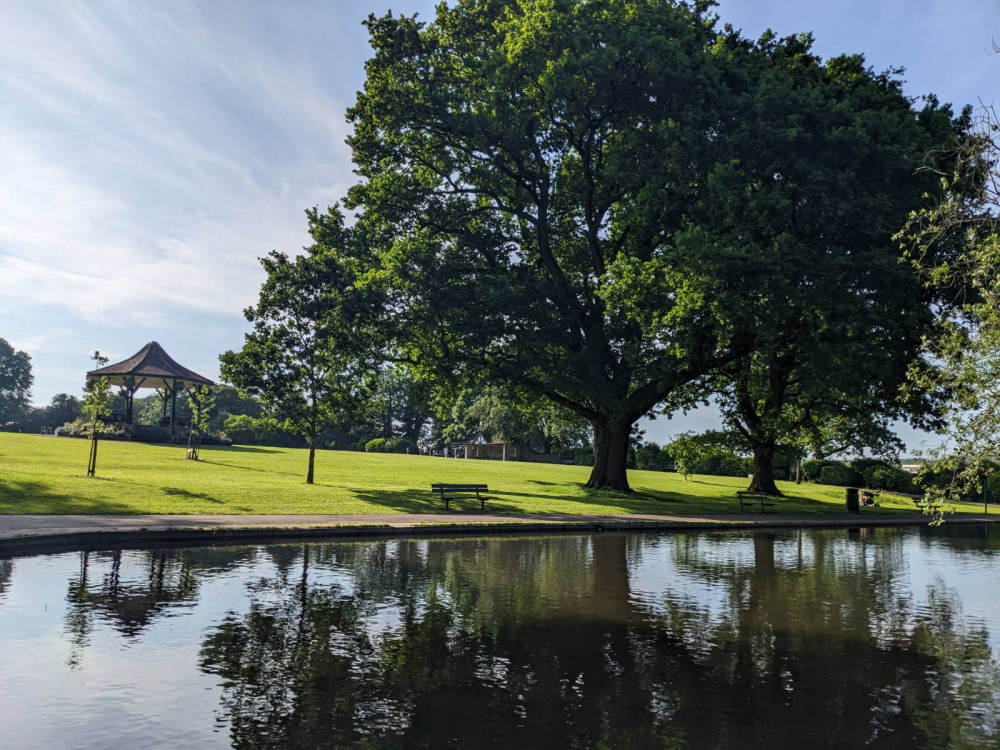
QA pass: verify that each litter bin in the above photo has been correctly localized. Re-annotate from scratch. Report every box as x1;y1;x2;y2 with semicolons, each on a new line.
846;487;860;514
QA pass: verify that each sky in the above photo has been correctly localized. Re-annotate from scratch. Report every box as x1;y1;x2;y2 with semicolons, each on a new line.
2;0;997;451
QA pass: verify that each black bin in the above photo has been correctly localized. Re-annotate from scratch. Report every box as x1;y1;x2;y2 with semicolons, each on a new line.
846;487;860;514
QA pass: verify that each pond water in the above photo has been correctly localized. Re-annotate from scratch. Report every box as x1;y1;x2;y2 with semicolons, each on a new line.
0;526;998;748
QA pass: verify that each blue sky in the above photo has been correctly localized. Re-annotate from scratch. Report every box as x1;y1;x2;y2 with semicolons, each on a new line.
2;0;997;450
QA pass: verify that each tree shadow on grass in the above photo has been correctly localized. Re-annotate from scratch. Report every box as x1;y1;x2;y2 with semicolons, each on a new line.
205;446;284;455
162;487;223;504
345;487;523;515
0;479;141;515
341;484;691;516
494;487;689;513
198;458;300;477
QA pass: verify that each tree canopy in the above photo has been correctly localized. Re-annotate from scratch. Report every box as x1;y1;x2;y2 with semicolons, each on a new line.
220;208;378;483
902;99;1000;509
0;338;32;425
344;0;963;491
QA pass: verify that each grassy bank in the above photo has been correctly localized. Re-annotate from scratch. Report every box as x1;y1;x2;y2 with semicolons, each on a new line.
0;432;966;516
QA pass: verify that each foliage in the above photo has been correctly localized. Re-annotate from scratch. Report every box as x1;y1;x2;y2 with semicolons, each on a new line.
222;414;300;448
818;464;862;488
0;338;32;425
664;431;745;481
81;354;112;433
345;1;961;493
46;394;81;429
435;384;591;455
347;0;798;491
81;351;113;477
900;99;1000;518
802;459;838;482
364;436;417;454
185;385;216;460
634;442;675;472
862;464;916;494
694;453;751;479
703;33;960;495
54;417;128;440
220;207;378;484
358;367;432;442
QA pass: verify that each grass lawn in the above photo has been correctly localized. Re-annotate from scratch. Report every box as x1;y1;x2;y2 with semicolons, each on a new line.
0;432;977;517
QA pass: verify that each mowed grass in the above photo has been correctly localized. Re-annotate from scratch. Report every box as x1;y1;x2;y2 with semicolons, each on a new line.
0;432;971;517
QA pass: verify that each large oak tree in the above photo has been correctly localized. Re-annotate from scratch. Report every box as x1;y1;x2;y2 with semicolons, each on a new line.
345;0;960;491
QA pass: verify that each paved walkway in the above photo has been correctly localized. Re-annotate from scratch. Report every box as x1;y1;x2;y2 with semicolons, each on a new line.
0;511;996;553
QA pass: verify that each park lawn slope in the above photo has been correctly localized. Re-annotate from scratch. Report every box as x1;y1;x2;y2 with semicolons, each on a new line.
0;432;961;517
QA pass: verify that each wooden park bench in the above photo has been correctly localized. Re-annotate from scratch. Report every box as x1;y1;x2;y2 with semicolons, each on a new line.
736;491;776;513
431;483;489;511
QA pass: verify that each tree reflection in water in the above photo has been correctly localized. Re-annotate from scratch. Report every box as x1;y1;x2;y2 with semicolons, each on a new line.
0;558;12;600
183;532;1000;749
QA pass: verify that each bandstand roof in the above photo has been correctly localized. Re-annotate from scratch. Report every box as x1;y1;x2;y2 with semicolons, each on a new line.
86;341;214;390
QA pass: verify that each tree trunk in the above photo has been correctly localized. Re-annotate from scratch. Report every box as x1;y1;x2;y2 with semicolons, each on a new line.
586;421;631;491
87;432;99;477
306;443;316;485
747;442;781;496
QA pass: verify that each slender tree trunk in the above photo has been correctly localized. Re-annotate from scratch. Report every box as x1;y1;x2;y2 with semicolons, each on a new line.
87;431;99;477
748;441;781;495
306;436;316;485
587;421;631;491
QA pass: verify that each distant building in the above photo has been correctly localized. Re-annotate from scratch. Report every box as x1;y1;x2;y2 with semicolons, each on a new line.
901;461;925;475
450;431;560;463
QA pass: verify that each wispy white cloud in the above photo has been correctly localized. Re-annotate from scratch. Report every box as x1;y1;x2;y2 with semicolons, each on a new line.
0;0;383;328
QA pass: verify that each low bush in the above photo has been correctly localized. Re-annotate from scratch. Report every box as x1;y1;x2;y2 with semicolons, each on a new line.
573;449;595;466
54;418;129;441
818;464;862;487
862;464;915;493
365;436;418;454
802;459;839;481
694;452;751;478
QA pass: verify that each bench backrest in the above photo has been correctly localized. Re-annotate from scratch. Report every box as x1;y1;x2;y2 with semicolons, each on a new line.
431;484;488;491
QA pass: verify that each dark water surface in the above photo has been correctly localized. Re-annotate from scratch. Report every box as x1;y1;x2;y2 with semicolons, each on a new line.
1;526;998;748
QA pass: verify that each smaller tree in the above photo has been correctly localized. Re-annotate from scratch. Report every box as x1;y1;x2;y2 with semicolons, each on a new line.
186;385;216;460
0;338;32;425
47;394;82;428
666;433;702;482
81;352;112;477
220;208;377;484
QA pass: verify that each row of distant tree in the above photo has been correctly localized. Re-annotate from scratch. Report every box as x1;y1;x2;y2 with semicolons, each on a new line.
0;341;591;457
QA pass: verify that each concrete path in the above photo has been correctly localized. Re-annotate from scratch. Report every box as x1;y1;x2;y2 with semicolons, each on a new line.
0;511;996;553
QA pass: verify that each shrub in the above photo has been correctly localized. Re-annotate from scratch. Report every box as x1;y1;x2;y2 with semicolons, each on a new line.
694;452;751;478
818;464;862;487
802;459;839;481
365;436;417;453
53;418;128;440
851;457;887;474
223;414;299;447
365;437;388;452
988;473;1000;502
573;449;594;466
862;464;915;493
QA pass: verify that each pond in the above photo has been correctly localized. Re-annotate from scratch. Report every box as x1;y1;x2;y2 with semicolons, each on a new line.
1;526;998;748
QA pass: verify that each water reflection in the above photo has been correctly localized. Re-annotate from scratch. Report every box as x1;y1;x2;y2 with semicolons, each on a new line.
0;527;997;748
